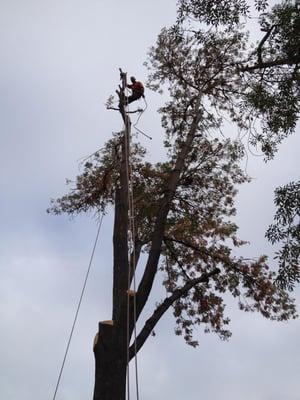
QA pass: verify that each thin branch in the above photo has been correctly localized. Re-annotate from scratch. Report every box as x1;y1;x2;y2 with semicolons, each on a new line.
162;53;199;91
107;106;143;114
163;239;192;281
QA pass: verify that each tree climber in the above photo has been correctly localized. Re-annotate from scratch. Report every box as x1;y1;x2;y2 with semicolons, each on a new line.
126;76;144;104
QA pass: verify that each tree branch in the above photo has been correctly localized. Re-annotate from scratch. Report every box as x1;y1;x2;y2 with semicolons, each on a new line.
129;268;220;360
135;98;203;321
239;56;300;73
256;25;276;65
163;238;193;282
129;239;143;285
107;106;143;114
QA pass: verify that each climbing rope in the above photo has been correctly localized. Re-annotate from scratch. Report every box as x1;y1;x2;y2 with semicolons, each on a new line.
52;213;104;400
127;119;140;400
123;78;140;400
133;98;152;140
129;143;140;400
124;95;131;400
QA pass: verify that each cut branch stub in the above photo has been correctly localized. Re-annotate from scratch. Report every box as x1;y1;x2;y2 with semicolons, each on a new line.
116;68;130;123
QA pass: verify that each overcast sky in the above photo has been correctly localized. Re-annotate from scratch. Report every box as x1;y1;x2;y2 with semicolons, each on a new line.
0;1;299;400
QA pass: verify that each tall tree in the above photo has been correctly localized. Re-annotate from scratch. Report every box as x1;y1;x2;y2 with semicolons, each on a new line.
49;1;299;399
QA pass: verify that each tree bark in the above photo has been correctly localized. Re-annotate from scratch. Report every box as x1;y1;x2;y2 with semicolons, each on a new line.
93;73;132;400
93;132;130;400
93;322;127;400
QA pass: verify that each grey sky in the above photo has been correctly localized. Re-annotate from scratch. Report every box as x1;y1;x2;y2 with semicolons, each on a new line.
0;1;299;399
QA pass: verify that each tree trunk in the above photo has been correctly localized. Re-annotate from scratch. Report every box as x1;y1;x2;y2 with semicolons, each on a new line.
93;129;130;400
93;322;127;400
93;74;132;400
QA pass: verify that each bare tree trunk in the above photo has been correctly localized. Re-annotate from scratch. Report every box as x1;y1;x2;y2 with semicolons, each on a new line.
93;322;127;400
92;66;154;399
93;73;131;400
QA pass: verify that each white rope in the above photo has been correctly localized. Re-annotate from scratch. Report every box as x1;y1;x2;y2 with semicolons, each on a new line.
128;142;140;400
123;74;140;400
124;93;131;400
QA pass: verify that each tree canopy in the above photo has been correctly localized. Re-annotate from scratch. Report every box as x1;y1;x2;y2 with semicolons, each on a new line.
49;0;299;351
